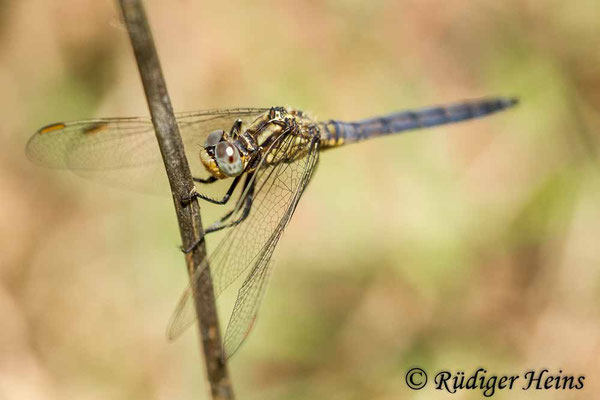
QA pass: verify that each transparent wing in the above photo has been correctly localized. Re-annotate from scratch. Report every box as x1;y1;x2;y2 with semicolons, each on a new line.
26;108;269;192
167;132;320;358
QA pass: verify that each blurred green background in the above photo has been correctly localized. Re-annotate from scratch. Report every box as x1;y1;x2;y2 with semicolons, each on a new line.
2;1;600;399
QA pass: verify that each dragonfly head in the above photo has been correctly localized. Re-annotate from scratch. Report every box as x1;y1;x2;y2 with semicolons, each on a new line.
200;129;246;179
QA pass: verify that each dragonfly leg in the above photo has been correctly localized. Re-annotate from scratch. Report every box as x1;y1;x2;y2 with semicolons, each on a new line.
180;189;253;253
180;173;255;254
205;177;256;234
229;119;243;137
182;175;242;205
193;176;217;184
181;236;205;254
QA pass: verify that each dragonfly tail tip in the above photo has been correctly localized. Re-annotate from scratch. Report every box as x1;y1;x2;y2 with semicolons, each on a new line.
502;96;520;108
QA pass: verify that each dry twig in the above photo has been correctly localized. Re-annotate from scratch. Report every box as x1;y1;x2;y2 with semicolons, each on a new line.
118;1;235;398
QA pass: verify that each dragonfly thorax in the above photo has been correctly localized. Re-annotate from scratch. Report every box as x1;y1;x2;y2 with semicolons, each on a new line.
199;110;292;179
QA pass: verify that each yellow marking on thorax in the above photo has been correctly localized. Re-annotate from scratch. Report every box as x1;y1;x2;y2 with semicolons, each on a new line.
256;124;282;147
39;122;66;134
248;109;317;158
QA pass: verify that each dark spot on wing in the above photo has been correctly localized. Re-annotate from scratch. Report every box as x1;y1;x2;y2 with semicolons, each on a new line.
83;122;109;135
38;122;66;134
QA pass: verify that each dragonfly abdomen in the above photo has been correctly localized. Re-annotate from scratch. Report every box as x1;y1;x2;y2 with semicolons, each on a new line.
319;96;518;148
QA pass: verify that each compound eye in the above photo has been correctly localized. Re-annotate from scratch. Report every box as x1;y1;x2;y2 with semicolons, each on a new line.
205;129;224;147
215;141;243;177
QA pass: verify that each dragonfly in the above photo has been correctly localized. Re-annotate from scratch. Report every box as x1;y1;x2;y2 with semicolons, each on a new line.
26;96;518;358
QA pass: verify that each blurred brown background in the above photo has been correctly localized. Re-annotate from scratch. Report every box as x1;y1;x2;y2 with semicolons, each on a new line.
1;0;600;399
